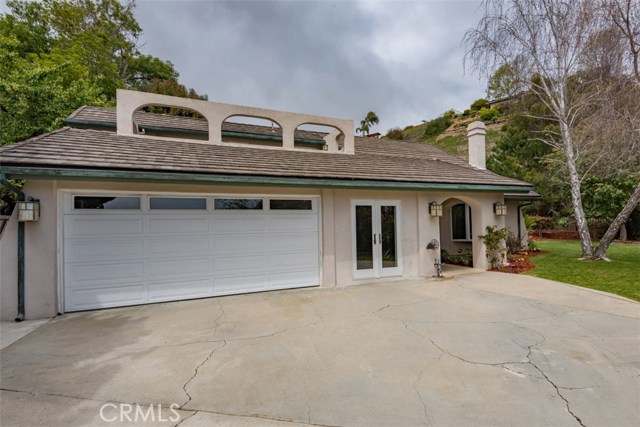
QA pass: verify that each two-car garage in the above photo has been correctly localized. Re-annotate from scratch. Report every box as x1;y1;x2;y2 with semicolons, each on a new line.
62;192;320;312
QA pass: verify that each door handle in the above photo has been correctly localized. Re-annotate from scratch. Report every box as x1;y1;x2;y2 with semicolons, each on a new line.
379;233;382;243
373;234;376;244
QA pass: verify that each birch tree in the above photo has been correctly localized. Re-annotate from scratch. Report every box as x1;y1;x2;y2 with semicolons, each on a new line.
464;0;640;259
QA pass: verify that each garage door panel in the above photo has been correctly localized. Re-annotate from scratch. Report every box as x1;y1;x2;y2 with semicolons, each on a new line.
146;236;209;257
65;239;143;263
214;274;268;293
147;217;209;234
213;254;267;276
269;252;318;270
67;284;146;310
212;234;267;256
213;216;266;233
267;215;318;232
65;216;142;237
148;279;213;301
66;262;144;287
268;233;317;252
64;194;319;311
147;258;210;279
269;270;318;288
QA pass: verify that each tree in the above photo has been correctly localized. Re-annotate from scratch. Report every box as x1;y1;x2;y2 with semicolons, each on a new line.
464;0;640;260
356;111;379;136
0;0;206;146
356;120;369;136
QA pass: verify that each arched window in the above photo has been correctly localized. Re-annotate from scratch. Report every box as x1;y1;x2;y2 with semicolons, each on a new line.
451;203;472;241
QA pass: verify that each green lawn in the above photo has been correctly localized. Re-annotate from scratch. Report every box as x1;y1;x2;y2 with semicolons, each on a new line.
524;240;640;302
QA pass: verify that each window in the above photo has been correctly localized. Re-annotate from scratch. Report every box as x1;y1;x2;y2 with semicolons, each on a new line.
150;197;206;210
269;199;312;210
74;196;140;210
214;198;263;210
451;203;472;241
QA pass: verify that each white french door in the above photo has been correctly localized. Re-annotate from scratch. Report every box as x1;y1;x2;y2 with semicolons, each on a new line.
352;200;402;279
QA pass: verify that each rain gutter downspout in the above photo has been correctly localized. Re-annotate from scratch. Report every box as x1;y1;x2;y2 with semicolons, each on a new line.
0;173;25;321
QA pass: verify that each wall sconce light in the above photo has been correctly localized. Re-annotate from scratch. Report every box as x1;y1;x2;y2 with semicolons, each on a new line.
429;202;443;217
493;202;507;216
17;199;40;222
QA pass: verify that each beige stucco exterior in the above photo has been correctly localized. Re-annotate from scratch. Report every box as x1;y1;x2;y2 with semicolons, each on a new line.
0;178;517;320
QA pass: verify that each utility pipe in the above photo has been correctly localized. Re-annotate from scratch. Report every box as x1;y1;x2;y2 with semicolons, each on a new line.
0;173;25;321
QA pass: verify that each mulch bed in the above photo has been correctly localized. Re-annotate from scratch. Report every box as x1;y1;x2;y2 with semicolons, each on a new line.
491;250;545;274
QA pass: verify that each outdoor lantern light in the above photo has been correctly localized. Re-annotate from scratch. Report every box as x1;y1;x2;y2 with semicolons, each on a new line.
493;202;507;216
429;202;443;217
17;199;40;222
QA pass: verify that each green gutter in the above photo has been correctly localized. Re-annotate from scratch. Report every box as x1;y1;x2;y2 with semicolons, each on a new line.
64;117;326;145
0;166;534;193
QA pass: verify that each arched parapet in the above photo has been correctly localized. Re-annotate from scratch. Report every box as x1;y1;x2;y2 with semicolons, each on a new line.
116;89;355;154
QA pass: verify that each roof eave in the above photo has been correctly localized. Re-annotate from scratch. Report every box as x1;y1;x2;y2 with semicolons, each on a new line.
0;166;535;193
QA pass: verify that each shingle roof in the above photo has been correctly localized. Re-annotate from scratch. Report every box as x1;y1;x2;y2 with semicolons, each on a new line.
0;107;532;189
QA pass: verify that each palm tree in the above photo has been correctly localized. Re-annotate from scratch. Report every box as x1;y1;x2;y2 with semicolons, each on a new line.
356;120;370;136
365;111;379;128
356;112;379;136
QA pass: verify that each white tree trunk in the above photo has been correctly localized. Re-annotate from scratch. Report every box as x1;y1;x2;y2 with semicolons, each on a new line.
594;182;640;259
560;121;594;258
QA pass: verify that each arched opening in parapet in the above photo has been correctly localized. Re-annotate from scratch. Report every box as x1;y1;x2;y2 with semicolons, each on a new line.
438;197;481;269
222;115;283;147
295;123;344;151
134;104;209;141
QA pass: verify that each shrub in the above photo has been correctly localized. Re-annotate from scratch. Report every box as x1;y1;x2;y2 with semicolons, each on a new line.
422;116;452;138
479;106;500;121
470;98;490;111
462;109;472;117
443;109;457;120
385;127;404;140
478;226;510;270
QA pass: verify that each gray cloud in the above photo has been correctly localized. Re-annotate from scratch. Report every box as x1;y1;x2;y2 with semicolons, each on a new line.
2;0;487;133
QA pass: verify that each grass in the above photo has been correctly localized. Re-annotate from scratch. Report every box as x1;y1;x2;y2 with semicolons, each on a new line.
524;240;640;301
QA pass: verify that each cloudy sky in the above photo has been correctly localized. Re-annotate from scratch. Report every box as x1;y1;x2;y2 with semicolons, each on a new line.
2;0;487;133
132;0;487;132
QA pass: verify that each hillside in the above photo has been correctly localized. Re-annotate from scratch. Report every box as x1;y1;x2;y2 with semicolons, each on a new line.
383;98;513;161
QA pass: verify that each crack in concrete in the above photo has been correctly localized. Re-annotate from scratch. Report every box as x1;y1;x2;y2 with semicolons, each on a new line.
181;341;227;409
184;407;341;427
412;368;433;427
393;315;588;427
303;375;312;424
525;343;587;427
174;410;197;427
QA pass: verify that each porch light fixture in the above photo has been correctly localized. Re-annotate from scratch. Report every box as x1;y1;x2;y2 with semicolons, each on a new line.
429;202;443;217
493;202;507;216
17;198;40;222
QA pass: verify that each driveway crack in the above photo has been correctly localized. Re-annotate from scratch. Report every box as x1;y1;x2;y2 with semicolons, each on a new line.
181;341;227;409
412;368;433;427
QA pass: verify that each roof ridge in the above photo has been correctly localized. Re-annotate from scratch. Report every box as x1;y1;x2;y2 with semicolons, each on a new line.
67;105;89;119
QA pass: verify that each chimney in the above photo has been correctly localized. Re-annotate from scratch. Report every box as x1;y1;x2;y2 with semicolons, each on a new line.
467;121;486;169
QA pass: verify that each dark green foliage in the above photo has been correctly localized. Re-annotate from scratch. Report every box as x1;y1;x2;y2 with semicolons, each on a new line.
422;116;452;139
385;127;404;140
0;0;206;146
470;98;489;111
478;106;500;121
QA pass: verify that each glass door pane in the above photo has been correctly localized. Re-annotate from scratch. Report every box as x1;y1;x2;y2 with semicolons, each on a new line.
380;205;397;268
355;205;374;271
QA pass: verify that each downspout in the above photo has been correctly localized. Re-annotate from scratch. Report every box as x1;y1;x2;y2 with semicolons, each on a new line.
517;202;533;246
0;173;25;321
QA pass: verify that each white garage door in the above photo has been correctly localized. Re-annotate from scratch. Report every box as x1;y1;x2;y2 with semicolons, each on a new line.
62;193;320;312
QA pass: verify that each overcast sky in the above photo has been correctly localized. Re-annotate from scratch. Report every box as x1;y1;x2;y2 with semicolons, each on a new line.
134;0;487;132
2;0;487;133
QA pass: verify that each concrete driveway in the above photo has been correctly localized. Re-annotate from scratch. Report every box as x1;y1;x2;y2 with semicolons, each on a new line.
1;271;639;427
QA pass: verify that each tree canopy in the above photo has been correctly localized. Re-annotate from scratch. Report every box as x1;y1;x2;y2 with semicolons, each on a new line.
0;0;206;145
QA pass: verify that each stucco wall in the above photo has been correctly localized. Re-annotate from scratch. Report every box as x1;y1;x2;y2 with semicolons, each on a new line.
0;179;506;320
